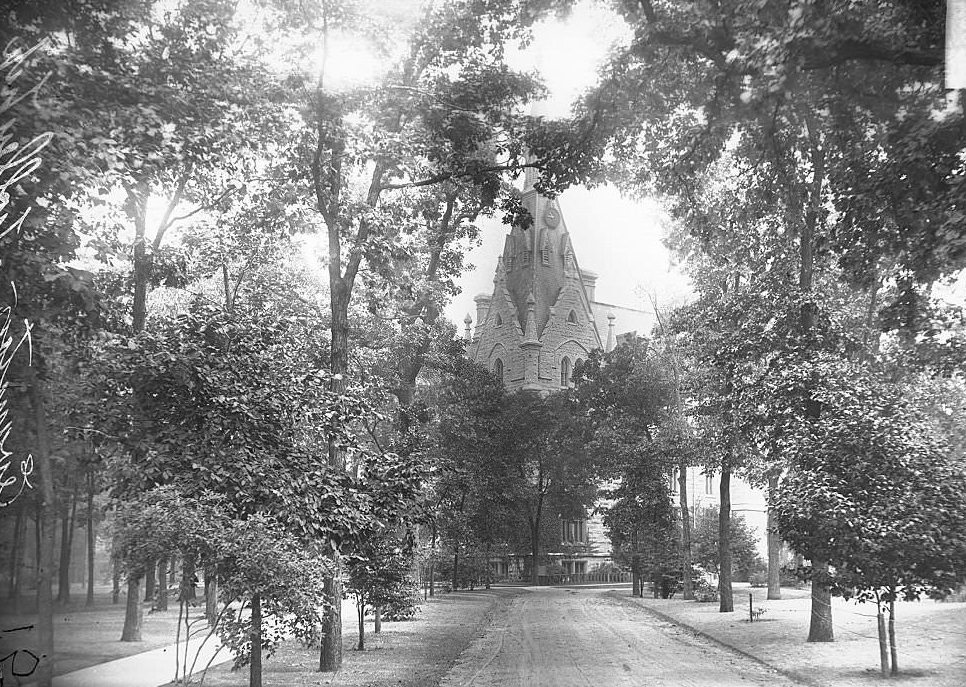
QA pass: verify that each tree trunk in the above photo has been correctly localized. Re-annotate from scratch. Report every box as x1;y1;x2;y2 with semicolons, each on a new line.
250;593;262;687
718;468;734;612
529;530;540;586
144;562;156;602
631;554;641;597
484;543;492;590
156;558;168;611
28;369;56;687
129;179;152;335
888;597;898;675
181;556;197;601
320;285;349;673
205;566;218;627
677;462;694;600
7;503;24;600
428;526;437;597
356;595;365;651
799;110;833;642
121;574;143;641
319;556;343;672
877;604;889;677
452;549;459;590
374;607;381;633
766;474;782;600
57;483;78;604
807;560;834;642
529;498;543;586
112;560;121;604
86;470;95;607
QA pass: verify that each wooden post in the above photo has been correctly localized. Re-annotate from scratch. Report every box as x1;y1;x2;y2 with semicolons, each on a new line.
749;593;754;622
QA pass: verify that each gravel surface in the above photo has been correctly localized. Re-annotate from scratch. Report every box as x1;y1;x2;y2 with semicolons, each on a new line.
439;586;800;686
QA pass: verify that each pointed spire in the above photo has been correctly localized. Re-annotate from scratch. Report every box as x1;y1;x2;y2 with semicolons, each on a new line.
523;95;551;192
606;312;616;352
463;313;473;341
523;292;539;343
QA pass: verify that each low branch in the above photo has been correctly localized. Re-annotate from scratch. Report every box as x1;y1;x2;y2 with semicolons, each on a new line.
379;163;539;191
801;41;941;70
169;183;241;226
153;165;193;250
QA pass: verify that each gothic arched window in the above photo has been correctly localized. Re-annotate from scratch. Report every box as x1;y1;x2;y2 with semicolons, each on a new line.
495;314;503;326
493;358;504;381
567;310;578;324
560;356;571;388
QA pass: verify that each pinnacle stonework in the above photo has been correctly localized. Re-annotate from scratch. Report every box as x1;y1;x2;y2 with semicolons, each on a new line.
466;182;650;394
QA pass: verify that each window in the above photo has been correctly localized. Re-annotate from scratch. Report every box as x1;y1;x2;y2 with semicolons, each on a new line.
705;474;714;495
563;560;587;575
567;310;578;324
541;240;551;266
561;519;586;544
521;250;531;266
495;314;503;326
560;356;571;388
670;468;679;493
493;358;504;381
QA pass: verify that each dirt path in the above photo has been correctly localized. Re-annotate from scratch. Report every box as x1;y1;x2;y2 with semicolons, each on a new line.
440;587;802;687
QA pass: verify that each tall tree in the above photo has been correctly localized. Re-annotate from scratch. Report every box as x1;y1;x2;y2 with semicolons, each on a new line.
268;0;566;668
569;0;959;637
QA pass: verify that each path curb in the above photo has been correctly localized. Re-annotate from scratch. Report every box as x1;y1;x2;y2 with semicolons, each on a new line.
607;592;821;687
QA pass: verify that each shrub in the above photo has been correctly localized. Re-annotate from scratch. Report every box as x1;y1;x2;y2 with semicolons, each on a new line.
380;580;421;621
749;572;768;588
693;578;719;602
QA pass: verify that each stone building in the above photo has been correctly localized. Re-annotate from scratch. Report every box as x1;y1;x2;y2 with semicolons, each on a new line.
463;171;651;580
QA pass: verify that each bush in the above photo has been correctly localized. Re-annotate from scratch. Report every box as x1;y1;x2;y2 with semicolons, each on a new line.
749;572;768;588
380;580;421;621
693;578;719;602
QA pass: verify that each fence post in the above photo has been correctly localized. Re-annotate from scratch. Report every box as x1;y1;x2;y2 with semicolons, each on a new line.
749;593;754;622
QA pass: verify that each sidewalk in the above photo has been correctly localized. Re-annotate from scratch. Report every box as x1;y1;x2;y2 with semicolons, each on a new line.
38;597;361;687
611;585;966;687
51;632;228;687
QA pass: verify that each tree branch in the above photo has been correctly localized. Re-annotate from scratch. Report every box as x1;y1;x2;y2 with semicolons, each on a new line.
379;163;539;191
169;183;241;227
801;41;941;70
152;165;193;251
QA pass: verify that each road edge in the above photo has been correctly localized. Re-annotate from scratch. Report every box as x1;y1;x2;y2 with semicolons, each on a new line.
605;591;820;687
431;587;529;687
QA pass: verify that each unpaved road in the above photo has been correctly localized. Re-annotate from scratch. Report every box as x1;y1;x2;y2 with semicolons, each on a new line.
439;586;801;687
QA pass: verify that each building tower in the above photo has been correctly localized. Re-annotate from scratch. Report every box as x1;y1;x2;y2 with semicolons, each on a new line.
463;176;652;580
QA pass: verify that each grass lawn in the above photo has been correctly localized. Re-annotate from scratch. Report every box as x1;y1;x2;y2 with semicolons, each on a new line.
171;588;522;687
1;584;204;677
614;584;966;687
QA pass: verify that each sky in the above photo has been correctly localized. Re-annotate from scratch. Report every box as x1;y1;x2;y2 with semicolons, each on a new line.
440;2;692;331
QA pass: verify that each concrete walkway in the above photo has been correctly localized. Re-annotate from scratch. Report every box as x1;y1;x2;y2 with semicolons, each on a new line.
51;632;228;687
45;597;360;687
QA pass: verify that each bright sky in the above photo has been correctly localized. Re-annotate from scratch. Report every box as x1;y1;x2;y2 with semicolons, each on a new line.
442;2;692;331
